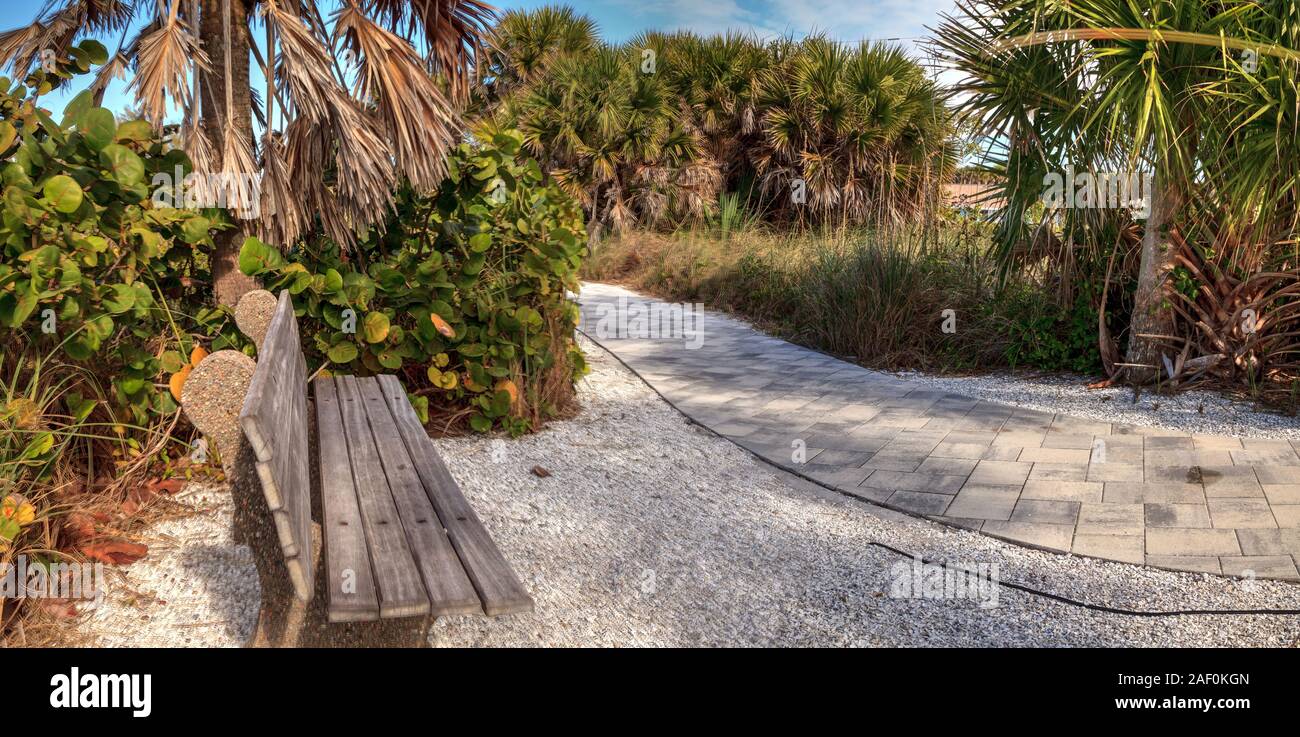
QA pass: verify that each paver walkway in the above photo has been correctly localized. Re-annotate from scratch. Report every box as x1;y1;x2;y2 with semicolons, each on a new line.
577;282;1300;581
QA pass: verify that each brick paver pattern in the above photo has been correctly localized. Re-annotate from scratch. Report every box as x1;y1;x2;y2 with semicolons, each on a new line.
578;283;1300;581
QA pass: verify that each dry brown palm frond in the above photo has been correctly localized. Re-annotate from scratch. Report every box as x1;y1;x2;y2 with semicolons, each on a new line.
130;4;208;127
257;132;303;246
281;109;396;251
263;0;399;250
176;118;215;193
281;116;333;236
362;0;493;102
0;22;50;77
0;2;83;77
1;1;137;77
37;0;142;36
330;108;399;239
88;50;129;105
262;0;342;124
335;1;459;192
81;0;137;33
219;121;258;220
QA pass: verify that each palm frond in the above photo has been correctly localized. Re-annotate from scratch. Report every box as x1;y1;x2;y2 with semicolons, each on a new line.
362;0;495;101
89;50;129;105
336;1;459;192
129;3;208;126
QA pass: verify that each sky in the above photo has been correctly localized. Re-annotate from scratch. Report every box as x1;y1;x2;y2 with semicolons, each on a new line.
497;0;959;46
0;0;960;119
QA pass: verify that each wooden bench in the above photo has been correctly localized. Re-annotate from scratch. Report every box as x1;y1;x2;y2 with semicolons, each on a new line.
238;290;533;622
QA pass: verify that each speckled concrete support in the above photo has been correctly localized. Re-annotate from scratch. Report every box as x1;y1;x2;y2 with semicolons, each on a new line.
181;350;256;477
234;289;279;352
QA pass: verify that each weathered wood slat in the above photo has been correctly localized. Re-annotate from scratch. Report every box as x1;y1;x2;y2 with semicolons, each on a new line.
314;377;381;622
238;290;314;600
377;375;534;616
336;376;430;618
357;378;483;616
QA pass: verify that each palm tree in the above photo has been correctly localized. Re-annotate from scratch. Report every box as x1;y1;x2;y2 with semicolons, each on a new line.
656;30;771;194
477;3;596;108
503;39;716;237
753;37;955;226
483;8;952;234
0;0;495;305
936;0;1300;380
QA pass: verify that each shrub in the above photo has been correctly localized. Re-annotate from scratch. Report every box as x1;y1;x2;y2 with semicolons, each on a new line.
1000;288;1104;374
585;228;1012;371
0;47;247;429
241;127;587;435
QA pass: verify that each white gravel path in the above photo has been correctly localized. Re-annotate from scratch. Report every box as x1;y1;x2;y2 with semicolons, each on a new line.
891;370;1300;440
427;336;1300;647
74;482;259;647
70;336;1300;647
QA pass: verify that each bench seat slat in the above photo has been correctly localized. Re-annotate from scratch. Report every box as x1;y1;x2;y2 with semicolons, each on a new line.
335;376;430;618
377;375;534;616
356;377;483;616
314;377;381;622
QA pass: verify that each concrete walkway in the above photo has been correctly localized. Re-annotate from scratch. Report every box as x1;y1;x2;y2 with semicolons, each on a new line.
577;282;1300;581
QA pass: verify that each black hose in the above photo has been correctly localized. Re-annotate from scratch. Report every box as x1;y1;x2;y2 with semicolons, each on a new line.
866;540;1300;617
579;323;1300;618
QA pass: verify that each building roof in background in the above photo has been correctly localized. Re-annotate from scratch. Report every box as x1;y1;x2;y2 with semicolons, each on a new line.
943;182;1006;211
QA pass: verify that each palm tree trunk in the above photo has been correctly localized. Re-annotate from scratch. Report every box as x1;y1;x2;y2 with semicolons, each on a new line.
1124;180;1183;380
199;0;257;307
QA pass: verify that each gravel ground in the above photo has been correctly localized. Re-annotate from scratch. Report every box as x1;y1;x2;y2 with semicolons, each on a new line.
893;368;1300;440
75;482;259;647
427;336;1300;647
69;336;1300;647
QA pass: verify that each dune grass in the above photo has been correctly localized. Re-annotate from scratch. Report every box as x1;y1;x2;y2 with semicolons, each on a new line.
583;225;1050;373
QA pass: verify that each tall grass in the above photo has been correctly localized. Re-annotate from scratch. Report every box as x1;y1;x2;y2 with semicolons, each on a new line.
707;192;761;241
585;225;1027;371
0;342;186;643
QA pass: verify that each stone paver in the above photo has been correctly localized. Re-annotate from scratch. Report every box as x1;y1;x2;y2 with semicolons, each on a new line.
579;282;1300;581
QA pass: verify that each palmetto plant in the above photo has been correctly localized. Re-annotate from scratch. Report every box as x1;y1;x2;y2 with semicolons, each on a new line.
503;40;716;236
484;8;953;233
1166;223;1300;389
654;30;771;192
753;37;955;225
0;0;495;306
477;4;596;106
936;0;1300;383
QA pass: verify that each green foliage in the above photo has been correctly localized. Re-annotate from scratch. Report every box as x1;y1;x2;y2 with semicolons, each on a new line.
585;227;1013;372
486;9;953;232
1001;288;1105;375
0;47;247;426
243;127;587;435
1171;265;1200;301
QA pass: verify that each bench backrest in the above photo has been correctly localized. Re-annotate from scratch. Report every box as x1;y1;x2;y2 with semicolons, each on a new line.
239;290;314;601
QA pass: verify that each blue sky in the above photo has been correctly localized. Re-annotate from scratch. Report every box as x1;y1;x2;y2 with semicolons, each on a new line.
499;0;957;45
0;0;958;119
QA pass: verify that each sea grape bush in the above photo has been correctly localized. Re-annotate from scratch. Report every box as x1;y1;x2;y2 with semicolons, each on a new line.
241;127;587;435
0;44;246;426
